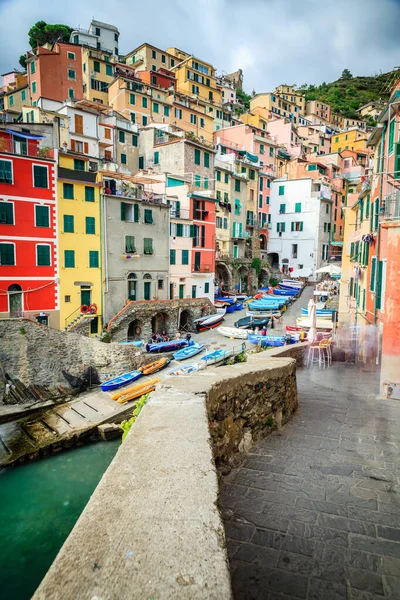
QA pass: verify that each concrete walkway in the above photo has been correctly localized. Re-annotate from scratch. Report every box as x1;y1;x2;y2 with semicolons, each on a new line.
221;362;400;599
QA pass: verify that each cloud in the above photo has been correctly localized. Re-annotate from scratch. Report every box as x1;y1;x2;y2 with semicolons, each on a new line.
0;0;399;91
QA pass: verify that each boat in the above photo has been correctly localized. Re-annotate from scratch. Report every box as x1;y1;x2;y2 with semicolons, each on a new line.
196;313;225;332
273;289;298;296
296;317;333;330
139;357;171;375
235;316;270;330
248;301;284;311
111;378;161;404
217;326;248;339
301;308;335;316
200;348;232;365
214;300;229;308
226;305;236;313
101;369;143;392
118;340;144;348
214;295;236;305
145;339;192;353
234;302;243;311
166;363;199;376
236;294;250;302
174;343;205;361
282;279;304;288
193;309;226;324
246;309;281;319
248;334;298;347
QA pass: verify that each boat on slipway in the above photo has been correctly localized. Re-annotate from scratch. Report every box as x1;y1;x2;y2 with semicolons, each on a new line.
200;348;232;366
139;357;171;375
166;363;200;376
173;343;205;361
145;339;192;353
235;316;270;330
216;326;248;340
195;313;225;332
101;370;143;392
247;334;299;347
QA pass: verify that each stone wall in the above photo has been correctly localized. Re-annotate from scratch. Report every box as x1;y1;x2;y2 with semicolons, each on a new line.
267;341;311;367
108;297;215;342
0;319;149;403
33;352;296;600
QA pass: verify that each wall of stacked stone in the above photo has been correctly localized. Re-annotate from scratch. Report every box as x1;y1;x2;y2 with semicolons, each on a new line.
0;319;161;403
108;297;215;342
267;341;310;367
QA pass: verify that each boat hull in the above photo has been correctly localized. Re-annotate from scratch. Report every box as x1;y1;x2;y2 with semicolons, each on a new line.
101;370;142;392
217;327;248;339
200;349;231;365
173;343;205;360
146;339;192;353
166;363;199;376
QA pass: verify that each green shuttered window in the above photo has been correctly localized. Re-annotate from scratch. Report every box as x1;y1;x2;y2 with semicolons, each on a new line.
89;251;99;268
64;250;75;268
37;245;50;266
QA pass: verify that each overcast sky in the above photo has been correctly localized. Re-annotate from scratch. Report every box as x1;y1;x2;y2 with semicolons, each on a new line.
1;0;399;91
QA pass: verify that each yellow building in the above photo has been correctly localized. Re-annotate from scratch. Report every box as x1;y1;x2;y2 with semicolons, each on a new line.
331;128;368;153
240;110;269;132
0;72;28;120
274;85;305;111
123;43;177;72
250;92;300;122
58;152;103;334
81;46;116;105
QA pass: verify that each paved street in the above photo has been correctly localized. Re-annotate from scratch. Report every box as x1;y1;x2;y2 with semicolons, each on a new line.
220;353;400;598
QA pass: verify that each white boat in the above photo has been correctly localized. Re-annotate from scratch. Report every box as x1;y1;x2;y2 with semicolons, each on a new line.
246;309;281;319
282;279;304;288
217;326;248;340
193;308;226;324
296;317;333;330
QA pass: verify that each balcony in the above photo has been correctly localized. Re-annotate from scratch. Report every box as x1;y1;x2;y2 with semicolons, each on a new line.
0;136;55;160
384;192;400;220
58;167;97;183
192;263;212;273
246;217;257;227
193;209;209;221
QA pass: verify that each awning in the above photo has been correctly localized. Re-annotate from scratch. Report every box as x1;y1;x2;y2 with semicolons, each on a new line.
246;151;258;163
6;129;44;140
330;241;343;246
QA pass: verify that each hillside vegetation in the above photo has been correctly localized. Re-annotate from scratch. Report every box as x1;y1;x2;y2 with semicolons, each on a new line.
297;69;393;123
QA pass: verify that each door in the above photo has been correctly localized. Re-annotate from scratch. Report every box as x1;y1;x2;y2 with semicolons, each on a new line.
179;284;185;299
191;285;196;299
8;284;22;316
128;279;137;301
169;283;174;300
194;251;201;272
80;287;91;307
144;282;151;301
90;316;99;335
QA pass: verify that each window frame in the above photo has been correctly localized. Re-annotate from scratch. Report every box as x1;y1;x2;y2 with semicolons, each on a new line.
0;241;15;265
0;201;14;225
34;204;50;228
32;164;49;189
36;243;51;266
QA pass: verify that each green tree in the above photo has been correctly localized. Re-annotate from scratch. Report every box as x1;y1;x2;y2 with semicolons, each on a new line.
19;55;27;70
28;20;73;49
341;69;353;80
236;88;252;111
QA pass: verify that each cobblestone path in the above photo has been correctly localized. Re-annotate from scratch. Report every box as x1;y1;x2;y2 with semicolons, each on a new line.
220;363;400;599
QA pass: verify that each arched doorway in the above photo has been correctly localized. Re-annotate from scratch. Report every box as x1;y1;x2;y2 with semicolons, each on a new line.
143;273;152;301
268;253;279;270
127;319;143;340
259;234;267;251
127;273;137;302
215;262;232;293
179;309;192;332
8;284;22;316
151;312;169;334
260;268;270;287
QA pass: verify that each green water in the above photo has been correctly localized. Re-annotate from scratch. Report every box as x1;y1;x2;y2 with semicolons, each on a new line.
0;440;119;600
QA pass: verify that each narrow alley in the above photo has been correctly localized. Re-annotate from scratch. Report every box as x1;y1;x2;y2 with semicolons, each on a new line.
221;355;400;598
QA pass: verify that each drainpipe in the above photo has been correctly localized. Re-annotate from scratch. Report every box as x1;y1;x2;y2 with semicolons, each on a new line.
103;193;109;294
373;122;387;325
99;185;104;328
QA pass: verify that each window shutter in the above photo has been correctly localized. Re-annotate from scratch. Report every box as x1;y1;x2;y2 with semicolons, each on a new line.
134;203;139;222
300;222;304;232
189;224;196;238
121;202;126;221
176;200;181;217
89;251;99;268
84;142;89;154
37;245;50;266
182;249;189;265
370;257;376;291
170;249;176;264
71;139;76;152
75;115;83;134
349;277;354;297
376;260;383;309
291;222;294;232
394;142;400;179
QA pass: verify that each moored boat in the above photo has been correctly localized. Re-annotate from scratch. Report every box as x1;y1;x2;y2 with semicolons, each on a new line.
217;326;248;340
235;316;270;330
166;363;199;376
101;369;143;392
139;357;171;375
118;340;145;348
296;317;333;330
145;338;192;353
193;309;226;324
248;333;298;347
174;343;205;361
200;348;231;365
111;378;161;404
196;313;225;332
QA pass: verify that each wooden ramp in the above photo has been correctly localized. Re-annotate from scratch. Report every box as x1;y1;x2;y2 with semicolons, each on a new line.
0;389;138;467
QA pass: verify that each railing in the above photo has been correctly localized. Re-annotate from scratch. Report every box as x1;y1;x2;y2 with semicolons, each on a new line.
246;218;257;227
193;210;209;221
0;138;54;159
65;305;97;330
192;263;212;273
384;192;400;220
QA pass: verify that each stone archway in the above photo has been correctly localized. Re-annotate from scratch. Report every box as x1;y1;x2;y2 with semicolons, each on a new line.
127;319;143;341
151;311;169;335
8;284;22;316
259;234;267;251
259;268;270;287
268;253;279;270
237;266;249;293
215;262;232;293
179;309;192;332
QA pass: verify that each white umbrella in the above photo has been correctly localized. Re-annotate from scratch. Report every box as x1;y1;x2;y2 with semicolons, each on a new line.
307;298;318;343
314;265;341;275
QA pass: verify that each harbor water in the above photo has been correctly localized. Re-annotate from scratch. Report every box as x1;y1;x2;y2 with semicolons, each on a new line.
0;440;119;600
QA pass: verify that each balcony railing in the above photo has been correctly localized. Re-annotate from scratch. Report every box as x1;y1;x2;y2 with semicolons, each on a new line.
58;167;97;183
193;209;209;221
246;218;257;227
384;192;400;220
192;263;212;273
0;138;54;159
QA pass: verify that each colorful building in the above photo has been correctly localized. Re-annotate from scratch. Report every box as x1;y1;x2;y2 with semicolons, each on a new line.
331;128;368;153
0;71;29;122
26;43;83;105
0;127;58;326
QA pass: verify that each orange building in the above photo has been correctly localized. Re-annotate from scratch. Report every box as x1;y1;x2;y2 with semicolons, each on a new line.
26;43;83;105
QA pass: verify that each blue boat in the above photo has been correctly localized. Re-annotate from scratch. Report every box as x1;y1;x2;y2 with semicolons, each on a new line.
279;284;302;291
101;370;143;392
200;348;231;365
214;296;236;305
166;363;200;376
118;340;144;347
247;334;291;347
274;289;298;296
146;339;193;353
301;308;334;316
248;301;283;311
226;305;236;313
234;302;243;311
174;343;205;361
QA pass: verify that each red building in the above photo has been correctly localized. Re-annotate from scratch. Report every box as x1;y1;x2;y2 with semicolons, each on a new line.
0;129;58;326
190;193;216;297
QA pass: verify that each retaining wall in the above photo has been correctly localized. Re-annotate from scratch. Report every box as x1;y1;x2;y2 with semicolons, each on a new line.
33;352;297;600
